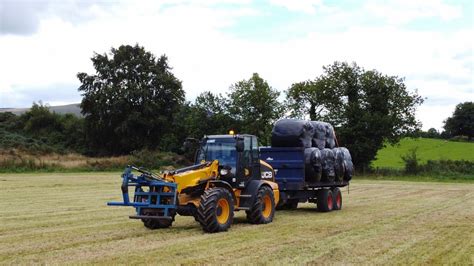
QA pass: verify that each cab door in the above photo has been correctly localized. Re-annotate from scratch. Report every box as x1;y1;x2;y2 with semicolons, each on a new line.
250;136;261;180
241;136;253;180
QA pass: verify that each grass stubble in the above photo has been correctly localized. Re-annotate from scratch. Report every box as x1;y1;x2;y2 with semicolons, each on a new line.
0;172;472;264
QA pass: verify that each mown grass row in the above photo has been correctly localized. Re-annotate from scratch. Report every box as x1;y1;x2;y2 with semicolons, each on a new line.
0;173;472;264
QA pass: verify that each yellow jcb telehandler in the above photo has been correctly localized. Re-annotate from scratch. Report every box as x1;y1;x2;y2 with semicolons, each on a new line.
108;134;279;233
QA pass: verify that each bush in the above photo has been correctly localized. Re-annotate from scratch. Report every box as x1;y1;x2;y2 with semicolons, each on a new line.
421;160;474;175
369;159;474;180
0;104;86;154
401;148;420;174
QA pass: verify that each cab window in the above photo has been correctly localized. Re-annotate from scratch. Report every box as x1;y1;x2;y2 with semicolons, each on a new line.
251;136;259;163
243;137;252;165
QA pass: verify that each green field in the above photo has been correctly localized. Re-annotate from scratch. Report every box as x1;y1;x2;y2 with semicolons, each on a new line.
372;138;474;169
0;172;473;264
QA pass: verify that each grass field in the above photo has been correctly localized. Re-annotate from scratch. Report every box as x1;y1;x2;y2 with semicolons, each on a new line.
0;173;473;264
372;138;474;169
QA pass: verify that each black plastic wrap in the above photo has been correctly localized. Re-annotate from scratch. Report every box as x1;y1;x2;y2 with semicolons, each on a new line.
310;121;336;149
340;147;353;181
322;122;336;149
320;148;335;181
304;148;322;182
332;148;345;181
271;119;314;148
310;121;326;149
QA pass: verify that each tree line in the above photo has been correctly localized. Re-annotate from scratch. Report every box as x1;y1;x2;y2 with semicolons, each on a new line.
1;44;472;170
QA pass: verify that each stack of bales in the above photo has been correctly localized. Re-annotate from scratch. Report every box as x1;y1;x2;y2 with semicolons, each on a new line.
271;119;353;182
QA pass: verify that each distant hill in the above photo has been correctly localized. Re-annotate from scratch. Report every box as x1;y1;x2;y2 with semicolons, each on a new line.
0;103;82;116
372;138;474;169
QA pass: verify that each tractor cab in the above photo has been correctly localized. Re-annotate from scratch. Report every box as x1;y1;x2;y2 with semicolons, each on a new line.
195;134;262;188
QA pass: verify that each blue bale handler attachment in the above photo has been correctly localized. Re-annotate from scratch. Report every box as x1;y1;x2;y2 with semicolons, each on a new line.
107;165;178;228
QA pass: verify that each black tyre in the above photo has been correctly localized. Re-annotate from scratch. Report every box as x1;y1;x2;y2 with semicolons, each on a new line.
316;189;334;212
332;187;342;210
197;187;234;233
141;209;175;229
246;186;275;224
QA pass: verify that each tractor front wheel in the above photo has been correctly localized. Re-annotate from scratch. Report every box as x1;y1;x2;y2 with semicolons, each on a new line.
141;209;175;229
197;187;234;233
246;186;275;224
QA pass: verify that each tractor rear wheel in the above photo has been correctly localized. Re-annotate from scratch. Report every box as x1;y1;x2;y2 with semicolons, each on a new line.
197;187;234;233
246;186;275;224
316;189;334;212
141;209;175;229
332;187;342;210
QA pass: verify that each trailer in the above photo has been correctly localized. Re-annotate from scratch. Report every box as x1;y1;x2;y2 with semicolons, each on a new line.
260;146;350;212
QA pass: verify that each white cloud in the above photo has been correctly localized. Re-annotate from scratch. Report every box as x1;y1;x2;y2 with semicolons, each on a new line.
365;0;463;25
0;1;472;131
268;0;324;14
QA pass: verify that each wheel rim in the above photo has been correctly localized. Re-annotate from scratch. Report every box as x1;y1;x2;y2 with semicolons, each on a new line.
336;192;341;208
262;194;272;218
216;198;230;224
327;193;333;210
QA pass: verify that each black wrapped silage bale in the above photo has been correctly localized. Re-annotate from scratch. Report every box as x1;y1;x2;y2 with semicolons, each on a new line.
320;148;335;182
332;148;345;181
271;119;314;148
340;147;353;181
310;121;326;150
310;121;336;149
322;122;336;149
304;148;322;182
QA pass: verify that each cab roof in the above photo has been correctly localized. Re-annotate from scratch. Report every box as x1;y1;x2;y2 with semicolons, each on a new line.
205;134;255;139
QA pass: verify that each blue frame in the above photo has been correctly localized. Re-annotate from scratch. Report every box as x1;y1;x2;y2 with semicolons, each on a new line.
107;166;177;219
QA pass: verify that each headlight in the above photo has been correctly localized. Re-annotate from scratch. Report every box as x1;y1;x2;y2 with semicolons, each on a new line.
220;168;229;176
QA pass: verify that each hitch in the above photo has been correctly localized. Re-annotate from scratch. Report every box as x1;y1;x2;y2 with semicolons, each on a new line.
107;166;177;220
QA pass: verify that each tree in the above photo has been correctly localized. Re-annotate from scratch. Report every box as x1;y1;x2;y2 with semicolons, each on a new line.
286;80;324;120
286;62;423;170
425;128;440;138
443;102;474;140
165;92;236;151
228;73;284;145
77;44;185;155
191;92;236;136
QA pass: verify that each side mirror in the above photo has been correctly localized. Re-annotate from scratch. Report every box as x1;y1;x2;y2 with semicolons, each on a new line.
236;138;244;152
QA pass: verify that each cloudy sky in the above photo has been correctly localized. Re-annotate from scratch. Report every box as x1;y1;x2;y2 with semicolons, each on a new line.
0;0;472;130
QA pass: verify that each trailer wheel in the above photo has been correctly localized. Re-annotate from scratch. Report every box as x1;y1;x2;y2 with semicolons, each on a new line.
246;186;275;224
332;187;342;210
141;209;175;229
316;189;333;212
197;187;234;233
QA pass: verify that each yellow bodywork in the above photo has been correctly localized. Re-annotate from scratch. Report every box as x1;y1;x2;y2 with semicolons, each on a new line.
162;159;279;208
263;180;280;206
163;160;219;193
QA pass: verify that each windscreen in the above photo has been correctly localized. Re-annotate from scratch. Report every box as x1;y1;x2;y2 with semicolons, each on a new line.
196;138;237;174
